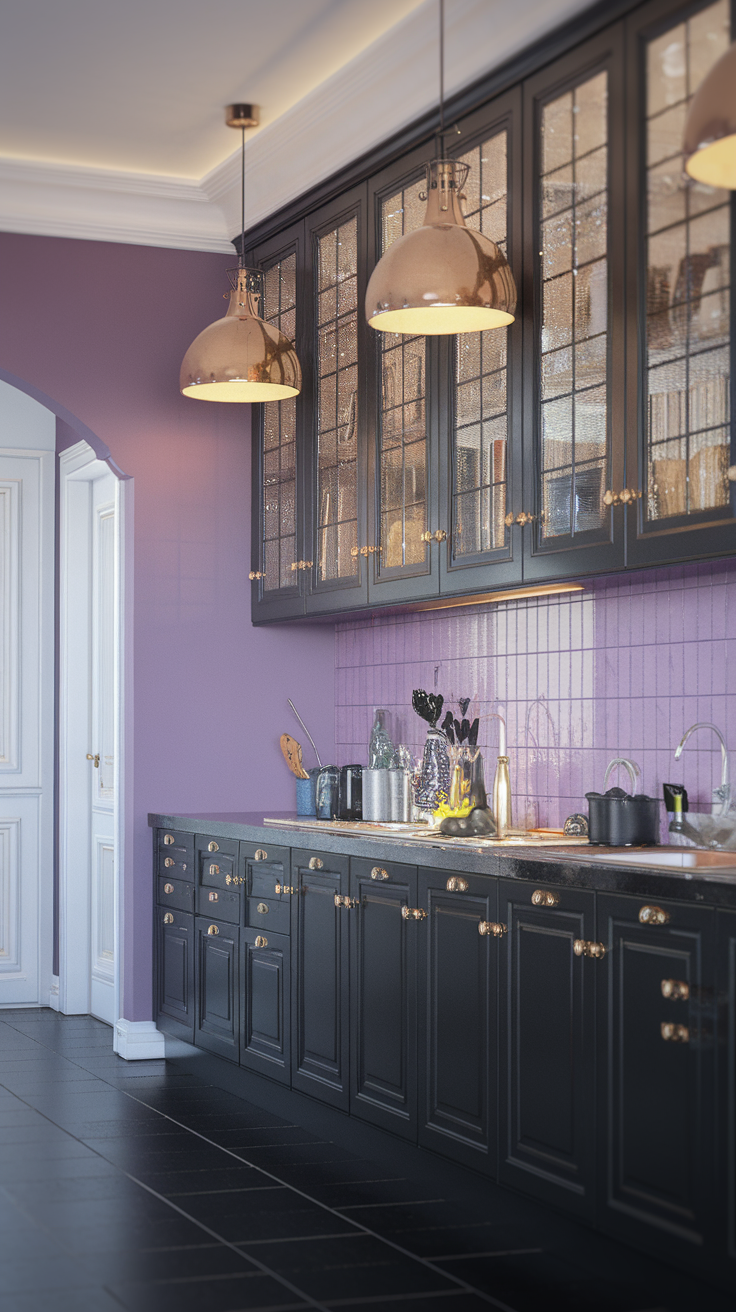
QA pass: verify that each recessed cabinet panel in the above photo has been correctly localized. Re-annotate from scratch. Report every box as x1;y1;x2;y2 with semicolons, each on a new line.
417;868;497;1173
156;908;194;1041
716;909;736;1277
157;875;195;914
349;859;417;1138
597;893;715;1258
195;917;240;1063
498;878;596;1216
290;848;350;1108
241;928;291;1085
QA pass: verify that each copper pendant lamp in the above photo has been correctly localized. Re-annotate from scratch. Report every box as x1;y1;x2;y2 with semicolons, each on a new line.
365;0;517;335
180;104;301;403
683;42;736;188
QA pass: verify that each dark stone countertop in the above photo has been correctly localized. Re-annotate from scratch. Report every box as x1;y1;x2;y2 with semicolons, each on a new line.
148;811;736;909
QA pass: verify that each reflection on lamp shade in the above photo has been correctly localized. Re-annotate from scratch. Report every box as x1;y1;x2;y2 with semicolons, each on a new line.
366;159;517;335
180;267;301;402
683;42;736;188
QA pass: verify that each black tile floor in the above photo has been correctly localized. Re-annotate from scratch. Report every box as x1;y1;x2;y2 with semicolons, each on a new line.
0;1011;731;1312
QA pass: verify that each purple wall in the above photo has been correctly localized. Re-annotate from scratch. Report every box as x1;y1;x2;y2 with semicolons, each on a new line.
0;232;335;1021
336;560;736;834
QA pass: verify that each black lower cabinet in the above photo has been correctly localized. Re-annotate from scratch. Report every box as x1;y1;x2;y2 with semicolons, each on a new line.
498;878;596;1218
240;928;290;1084
290;849;350;1109
417;867;497;1174
349;859;417;1138
195;916;240;1062
156;907;195;1041
597;893;716;1265
717;909;736;1282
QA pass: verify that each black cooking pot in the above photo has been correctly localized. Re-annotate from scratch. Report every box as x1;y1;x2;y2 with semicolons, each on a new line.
586;787;660;846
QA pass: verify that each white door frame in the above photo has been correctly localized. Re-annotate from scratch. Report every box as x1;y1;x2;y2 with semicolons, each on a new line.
58;440;132;1045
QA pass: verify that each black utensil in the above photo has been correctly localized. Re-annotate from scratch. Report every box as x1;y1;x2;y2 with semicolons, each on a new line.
412;689;444;727
441;710;455;744
458;697;471;716
468;718;479;746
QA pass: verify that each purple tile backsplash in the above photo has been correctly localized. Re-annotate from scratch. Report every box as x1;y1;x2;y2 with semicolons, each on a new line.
335;560;736;832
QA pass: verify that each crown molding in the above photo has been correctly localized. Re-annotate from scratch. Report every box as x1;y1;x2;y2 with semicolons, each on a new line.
0;0;591;254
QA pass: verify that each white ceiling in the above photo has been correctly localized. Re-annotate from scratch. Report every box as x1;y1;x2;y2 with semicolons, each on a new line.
0;0;592;252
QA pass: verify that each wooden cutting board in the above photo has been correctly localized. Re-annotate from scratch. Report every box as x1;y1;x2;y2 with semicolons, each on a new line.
280;733;309;779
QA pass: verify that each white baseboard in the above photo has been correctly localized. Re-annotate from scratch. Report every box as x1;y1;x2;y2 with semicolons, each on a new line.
49;977;60;1010
114;1019;166;1060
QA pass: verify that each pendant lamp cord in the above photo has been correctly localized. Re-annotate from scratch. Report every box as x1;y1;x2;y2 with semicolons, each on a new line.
240;126;246;266
438;0;444;160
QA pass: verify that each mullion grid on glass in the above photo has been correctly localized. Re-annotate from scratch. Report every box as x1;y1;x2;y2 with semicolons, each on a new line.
317;219;358;582
262;256;297;589
645;0;731;521
454;132;509;557
379;181;427;570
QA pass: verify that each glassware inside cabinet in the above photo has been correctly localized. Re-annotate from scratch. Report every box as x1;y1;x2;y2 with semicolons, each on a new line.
261;254;298;589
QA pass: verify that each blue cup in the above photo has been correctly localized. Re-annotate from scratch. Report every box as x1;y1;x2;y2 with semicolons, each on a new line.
296;770;318;816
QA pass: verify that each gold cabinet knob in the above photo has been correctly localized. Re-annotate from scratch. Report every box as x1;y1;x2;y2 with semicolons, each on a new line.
163;834;175;846
275;882;295;895
334;894;358;909
728;465;736;482
661;978;689;1001
164;857;175;868
446;876;469;892
207;924;219;935
209;863;220;876
478;920;507;937
639;904;670;925
208;841;219;853
257;902;269;914
208;891;218;902
163;883;174;894
420;529;447;543
371;867;389;880
504;512;515;527
504;512;534;527
163;912;174;925
531;889;559;907
308;857;323;870
573;939;606;958
254;849;268;861
661;1021;689;1043
255;935;268;948
402;906;428;921
603;489;620;506
249;570;266;580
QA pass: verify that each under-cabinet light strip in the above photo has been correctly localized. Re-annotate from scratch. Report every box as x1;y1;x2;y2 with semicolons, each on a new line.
406;582;585;612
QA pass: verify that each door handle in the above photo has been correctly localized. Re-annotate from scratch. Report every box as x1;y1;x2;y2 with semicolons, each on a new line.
402;906;428;921
573;939;606;958
86;753;100;768
661;1021;689;1043
334;894;358;909
531;889;559;906
207;924;219;935
661;978;689;1001
478;920;507;936
275;883;295;894
639;905;670;925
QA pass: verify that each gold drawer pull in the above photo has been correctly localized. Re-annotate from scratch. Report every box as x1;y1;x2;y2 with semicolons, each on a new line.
573;939;606;958
309;857;323;870
163;883;174;894
661;1021;689;1043
249;570;265;580
208;891;218;902
257;902;269;914
532;889;559;907
478;920;507;937
402;906;428;921
335;894;359;909
275;882;295;895
207;924;219;935
254;849;268;861
639;904;670;925
371;866;389;880
255;935;268;948
163;834;175;846
446;876;468;892
420;528;447;543
504;511;535;527
209;863;220;876
164;857;175;868
661;978;689;1001
163;912;174;925
208;841;219;853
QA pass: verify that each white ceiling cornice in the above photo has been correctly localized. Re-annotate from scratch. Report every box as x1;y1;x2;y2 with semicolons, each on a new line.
0;0;591;253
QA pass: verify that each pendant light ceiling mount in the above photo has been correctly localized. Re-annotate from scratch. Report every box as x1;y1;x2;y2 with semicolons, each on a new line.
180;102;301;404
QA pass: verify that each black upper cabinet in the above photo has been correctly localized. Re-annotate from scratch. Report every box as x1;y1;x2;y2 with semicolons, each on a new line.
625;0;736;569
523;24;627;582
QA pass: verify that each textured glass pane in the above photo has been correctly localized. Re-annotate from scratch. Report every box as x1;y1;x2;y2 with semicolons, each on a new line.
316;216;359;581
260;252;299;594
542;92;573;174
451;128;510;559
645;0;731;521
539;70;609;539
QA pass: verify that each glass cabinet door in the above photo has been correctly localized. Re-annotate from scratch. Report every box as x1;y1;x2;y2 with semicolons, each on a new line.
523;27;626;582
367;150;440;604
439;88;523;596
627;0;736;566
305;189;369;614
248;226;307;622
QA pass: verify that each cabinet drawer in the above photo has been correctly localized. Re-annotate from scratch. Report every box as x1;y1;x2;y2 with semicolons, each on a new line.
158;852;192;880
351;856;415;885
198;850;238;891
196;834;239;860
197;885;240;923
246;896;290;935
157;828;194;865
243;844;291;901
157;876;194;913
241;840;289;868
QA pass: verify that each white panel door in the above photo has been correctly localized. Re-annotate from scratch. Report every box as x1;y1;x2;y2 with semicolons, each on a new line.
89;478;115;1024
0;446;54;1006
